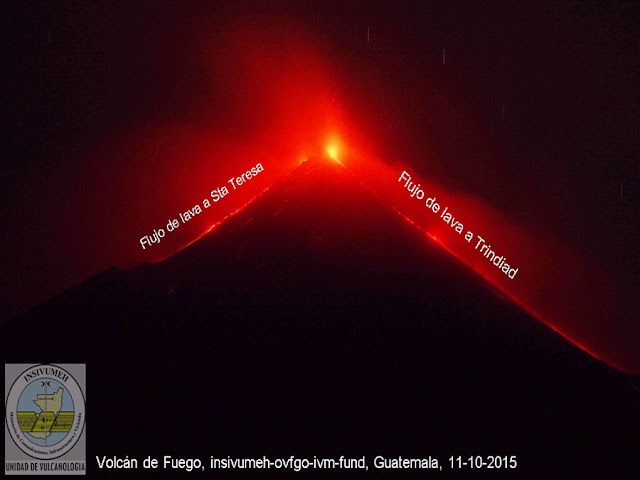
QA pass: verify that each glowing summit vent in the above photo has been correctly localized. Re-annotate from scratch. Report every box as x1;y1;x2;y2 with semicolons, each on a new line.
326;138;343;165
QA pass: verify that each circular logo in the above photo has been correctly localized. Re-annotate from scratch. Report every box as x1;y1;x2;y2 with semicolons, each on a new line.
5;364;85;460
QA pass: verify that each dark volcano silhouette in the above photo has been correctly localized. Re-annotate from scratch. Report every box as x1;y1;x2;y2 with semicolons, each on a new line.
2;157;639;476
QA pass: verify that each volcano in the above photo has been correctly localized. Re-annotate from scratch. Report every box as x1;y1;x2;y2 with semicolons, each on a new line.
2;156;639;476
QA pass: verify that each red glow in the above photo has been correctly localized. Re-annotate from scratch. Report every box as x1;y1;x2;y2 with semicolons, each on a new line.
18;15;636;375
158;185;273;262
345;153;639;374
423;214;606;363
83;19;348;268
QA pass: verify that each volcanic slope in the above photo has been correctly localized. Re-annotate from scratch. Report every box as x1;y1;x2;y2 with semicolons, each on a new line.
2;156;639;475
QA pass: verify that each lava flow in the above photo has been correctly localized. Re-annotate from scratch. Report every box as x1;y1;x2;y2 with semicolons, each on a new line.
332;145;640;375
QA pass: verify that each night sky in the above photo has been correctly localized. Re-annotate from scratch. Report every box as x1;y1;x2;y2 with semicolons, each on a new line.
1;3;639;325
